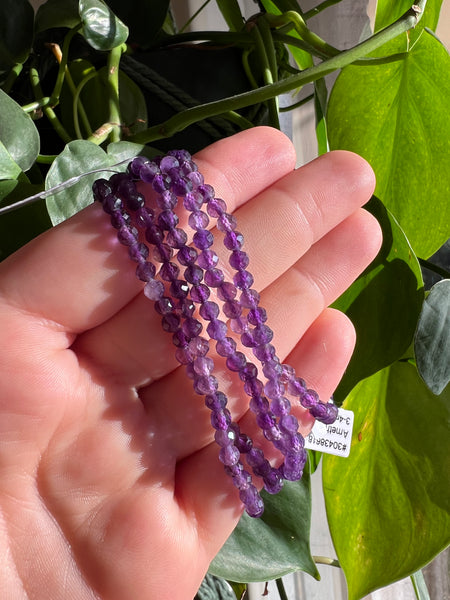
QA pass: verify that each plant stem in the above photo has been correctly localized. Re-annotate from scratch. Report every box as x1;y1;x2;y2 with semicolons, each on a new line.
279;92;314;112
304;0;345;20
107;44;125;143
2;63;23;94
73;71;96;138
22;97;51;114
251;19;280;128
179;0;213;33
418;258;450;279
275;578;289;600
129;1;426;145
313;555;341;567
411;570;431;600
29;67;72;144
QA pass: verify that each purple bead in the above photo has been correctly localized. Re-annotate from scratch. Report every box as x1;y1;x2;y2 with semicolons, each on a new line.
177;246;198;266
240;485;264;518
206;197;226;217
229;250;249;270
256;412;276;430
279;364;294;383
161;313;180;333
253;343;276;362
279;414;299;434
219;444;240;466
154;296;175;315
206;319;228;340
199;301;220;321
183;191;203;211
136;206;154;227
189;210;209;230
187;170;204;188
153;243;173;263
197;249;218;270
172;329;189;348
241;330;258;348
168;149;191;161
235;433;253;453
248;307;267;326
204;268;224;287
188;336;209;357
110;211;129;229
215;428;237;447
246;447;266;468
158;209;179;230
172;177;193;196
232;469;252;490
144;279;164;301
167;228;188;249
159;155;179;173
240;289;260;309
136;261;156;282
182;317;203;338
194;374;219;395
193;356;214;376
216;337;237;357
175;346;195;365
287;377;307;397
152;173;171;193
264;379;285;400
169;280;189;299
263;424;282;442
124;191;145;212
210;408;231;430
180;298;195;317
205;392;227;410
193;229;214;250
223;230;244;251
271;396;291;417
198;184;215;203
139;161;160;183
190;283;210;303
299;389;319;408
184;264;204;285
249;395;269;414
93;178;112;200
234;270;254;290
159;261;180;281
239;362;258;381
102;194;122;215
263;469;284;495
243;377;263;397
226;351;247;372
217;282;237;301
230;316;248;334
128;242;149;262
282;449;307;481
217;212;237;232
262;360;282;380
145;224;164;245
117;225;138;246
128;155;150;177
309;402;337;424
223;300;242;319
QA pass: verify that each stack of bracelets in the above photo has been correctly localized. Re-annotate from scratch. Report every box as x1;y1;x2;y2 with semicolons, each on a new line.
92;149;338;518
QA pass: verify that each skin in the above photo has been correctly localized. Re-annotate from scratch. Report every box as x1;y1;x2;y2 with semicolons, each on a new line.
0;127;381;600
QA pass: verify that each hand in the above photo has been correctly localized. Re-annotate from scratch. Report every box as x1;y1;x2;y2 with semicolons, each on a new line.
0;127;381;600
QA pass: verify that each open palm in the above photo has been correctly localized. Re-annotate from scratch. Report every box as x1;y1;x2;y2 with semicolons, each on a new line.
0;128;381;600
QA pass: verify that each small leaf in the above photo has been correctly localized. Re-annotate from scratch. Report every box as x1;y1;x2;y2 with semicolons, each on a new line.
0;0;34;70
209;475;318;583
35;0;80;32
323;361;450;600
414;279;450;394
333;197;424;402
0;89;40;172
79;0;129;51
327;31;450;258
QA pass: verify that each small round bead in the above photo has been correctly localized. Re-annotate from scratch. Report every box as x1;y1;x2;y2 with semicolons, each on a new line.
264;380;285;400
219;444;240;466
248;307;267;326
198;184;215;203
128;242;149;262
197;249;218;270
187;170;204;188
167;228;188;249
216;337;237;357
263;469;284;495
271;396;291;417
159;261;180;281
92;178;112;201
145;225;164;245
287;377;307;397
136;261;156;282
172;177;193;196
211;408;231;429
182;317;203;338
249;395;269;414
243;378;263;397
190;283;210;303
184;264;204;285
199;301;220;321
223;300;242;319
136;206;154;227
144;279;164;301
153;243;173;263
233;269;254;290
183;191;203;211
189;210;209;231
229;250;249;270
299;389;319;408
217;212;237;232
240;289;260;308
156;190;177;210
193;356;214;376
240;485;264;518
230;316;248;334
117;225;138;246
194;374;219;395
193;229;214;250
279;414;299;434
188;336;210;357
217;282;237;301
215;428;237;447
169;280;190;299
206;197;226;217
177;246;198;266
159;155;179;172
158;209;179;230
205;392;227;410
154;296;175;315
204;268;224;287
253;343;276;362
235;433;253;454
180;298;195;317
206;319;228;340
226;351;247;372
139;161;160;183
223;230;244;250
161;313;180;332
152;173;171;193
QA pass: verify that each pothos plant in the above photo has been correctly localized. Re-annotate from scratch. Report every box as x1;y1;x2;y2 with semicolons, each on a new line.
0;0;449;599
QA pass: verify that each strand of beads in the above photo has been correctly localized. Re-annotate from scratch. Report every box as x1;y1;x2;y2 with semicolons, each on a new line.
92;149;338;518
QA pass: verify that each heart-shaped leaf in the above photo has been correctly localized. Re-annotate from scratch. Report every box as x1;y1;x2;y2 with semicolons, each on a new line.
327;31;450;258
79;0;128;51
415;279;450;394
45;139;143;225
0;89;40;172
323;361;450;600
0;0;34;70
35;0;80;32
209;474;318;583
333;197;424;403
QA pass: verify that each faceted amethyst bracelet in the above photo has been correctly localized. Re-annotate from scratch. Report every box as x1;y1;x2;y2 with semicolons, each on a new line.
92;149;338;518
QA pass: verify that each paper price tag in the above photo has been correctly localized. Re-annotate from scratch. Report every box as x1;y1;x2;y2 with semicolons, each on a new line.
304;407;354;457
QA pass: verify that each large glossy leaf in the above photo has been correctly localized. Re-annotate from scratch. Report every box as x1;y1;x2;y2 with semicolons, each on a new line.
209;474;319;583
35;0;80;32
79;0;128;51
0;141;22;181
332;197;424;403
0;89;40;172
414;279;450;395
374;0;443;35
103;0;169;48
323;361;450;600
0;0;34;70
327;31;450;258
45;140;143;225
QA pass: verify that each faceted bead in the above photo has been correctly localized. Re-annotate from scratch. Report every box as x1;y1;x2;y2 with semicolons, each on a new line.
184;264;204;285
166;228;188;249
153;243;173;263
210;407;231;430
187;170;204;189
154;296;175;315
320;403;339;425
204;268;224;287
217;212;237;232
287;377;307;397
182;317;202;338
254;324;274;345
241;330;258;348
235;433;253;453
159;261;180;282
249;395;269;414
102;194;123;215
243;377;263;397
172;177;193;196
180;298;195;317
262;359;282;380
193;356;214;376
156;190;177;210
158;209;179;230
248;307;267;326
169;279;189;299
240;288;260;309
206;197;226;217
232;469;252;490
152;173;171;193
139;161;160;183
183;191;203;211
161;313;180;333
136;261;156;282
193;229;214;250
263;468;284;495
172;329;189;348
198;184;215;203
206;319;228;340
280;363;295;384
215;428;237;447
145;224;164;245
233;270;254;290
168;149;191;161
240;485;264;518
246;447;266;468
174;346;195;365
144;279;164;301
238;362;258;381
159;155;179;173
309;402;337;424
271;396;291;417
223;299;242;319
190;284;210;303
92;178;112;201
217;282;237;301
256;412;276;430
136;206;154;228
205;391;227;410
215;337;237;357
229;250;249;270
197;249;218;270
279;414;299;434
199;301;220;321
117;225;138;246
128;242;149;262
253;343;276;362
188;210;209;230
110;211;129;229
177;246;198;266
226;351;247;372
264;380;285;400
125;191;145;212
128;155;150;177
230;316;248;334
194;374;218;395
282;449;307;481
188;336;209;357
263;424;282;442
219;444;240;466
299;389;319;408
223;230;244;251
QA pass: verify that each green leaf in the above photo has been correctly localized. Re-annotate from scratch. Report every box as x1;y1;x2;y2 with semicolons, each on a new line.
375;0;443;35
35;0;80;32
0;89;40;172
0;141;22;181
209;474;319;583
216;0;244;32
79;0;128;50
323;361;450;600
0;0;34;70
333;197;424;402
327;31;450;258
227;581;247;599
102;0;170;48
314;78;328;155
45;139;143;225
414;279;450;395
411;570;431;600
